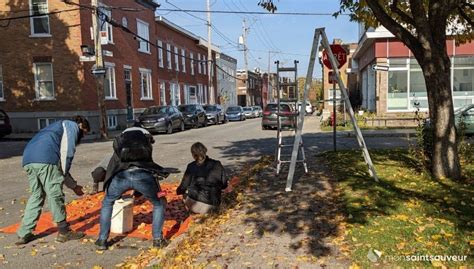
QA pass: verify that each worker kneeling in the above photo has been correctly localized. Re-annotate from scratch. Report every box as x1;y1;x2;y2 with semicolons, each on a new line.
95;127;169;250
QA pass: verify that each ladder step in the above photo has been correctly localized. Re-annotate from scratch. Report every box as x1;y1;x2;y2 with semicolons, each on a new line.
278;160;306;163
278;67;297;72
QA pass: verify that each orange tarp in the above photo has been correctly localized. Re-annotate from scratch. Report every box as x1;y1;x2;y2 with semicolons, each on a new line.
0;183;192;240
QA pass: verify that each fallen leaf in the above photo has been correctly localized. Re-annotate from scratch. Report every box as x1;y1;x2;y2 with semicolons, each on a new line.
31;249;37;256
92;266;103;269
95;250;104;255
244;229;253;234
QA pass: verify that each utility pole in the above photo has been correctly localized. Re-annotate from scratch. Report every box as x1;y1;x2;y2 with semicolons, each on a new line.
242;19;249;105
267;50;278;103
206;0;214;104
92;0;108;139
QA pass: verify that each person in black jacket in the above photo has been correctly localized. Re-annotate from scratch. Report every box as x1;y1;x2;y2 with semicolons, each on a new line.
176;142;227;214
95;127;169;250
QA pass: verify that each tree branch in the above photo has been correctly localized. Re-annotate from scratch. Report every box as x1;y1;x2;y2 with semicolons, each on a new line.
458;6;474;28
390;0;416;26
366;0;422;53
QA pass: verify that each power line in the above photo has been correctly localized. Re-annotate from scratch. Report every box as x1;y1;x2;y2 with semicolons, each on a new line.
0;7;84;22
156;8;347;16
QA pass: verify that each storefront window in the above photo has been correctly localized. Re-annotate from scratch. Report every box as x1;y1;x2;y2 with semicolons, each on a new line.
388;70;408;110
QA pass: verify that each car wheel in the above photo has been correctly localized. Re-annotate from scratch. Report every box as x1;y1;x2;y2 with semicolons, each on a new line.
166;123;173;134
180;120;185;131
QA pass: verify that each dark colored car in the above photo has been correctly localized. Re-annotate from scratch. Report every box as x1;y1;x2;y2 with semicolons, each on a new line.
135;105;184;134
204;104;226;125
178;104;207;128
262;103;297;130
0;109;12;138
226;106;245;121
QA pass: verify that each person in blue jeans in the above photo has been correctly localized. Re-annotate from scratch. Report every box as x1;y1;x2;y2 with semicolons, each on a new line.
95;127;169;250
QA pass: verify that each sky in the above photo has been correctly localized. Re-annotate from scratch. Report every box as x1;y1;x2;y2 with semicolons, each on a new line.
155;0;360;78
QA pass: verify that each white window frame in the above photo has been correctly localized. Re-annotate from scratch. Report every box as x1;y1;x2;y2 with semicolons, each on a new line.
0;65;3;101
204;85;208;103
157;40;164;68
29;0;50;36
98;5;113;43
33;62;54;100
38;118;56;130
166;44;172;69
190;52;195;75
181;49;186;73
139;68;152;100
170;82;180;106
174;47;179;72
136;19;150;53
107;115;117;129
187;85;197;104
104;63;116;99
197;53;202;74
198;83;203;104
203;56;207;75
160;81;166;105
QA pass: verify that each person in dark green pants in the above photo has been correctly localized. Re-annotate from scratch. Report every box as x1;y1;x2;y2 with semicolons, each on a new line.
16;116;90;245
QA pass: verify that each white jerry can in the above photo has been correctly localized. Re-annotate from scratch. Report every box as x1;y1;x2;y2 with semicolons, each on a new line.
110;198;134;234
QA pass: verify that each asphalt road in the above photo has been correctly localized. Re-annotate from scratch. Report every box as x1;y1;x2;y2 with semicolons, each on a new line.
0;116;412;268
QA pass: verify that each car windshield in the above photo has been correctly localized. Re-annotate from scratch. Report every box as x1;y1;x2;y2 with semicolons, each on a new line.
204;106;217;112
227;107;241;112
178;105;196;112
243;107;252;111
143;106;167;115
265;104;291;112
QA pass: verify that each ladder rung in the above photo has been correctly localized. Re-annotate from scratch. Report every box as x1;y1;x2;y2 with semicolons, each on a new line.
278;160;306;163
278;67;296;72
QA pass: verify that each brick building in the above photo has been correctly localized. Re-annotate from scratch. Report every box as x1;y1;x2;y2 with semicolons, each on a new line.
236;69;262;107
155;16;218;108
0;0;220;134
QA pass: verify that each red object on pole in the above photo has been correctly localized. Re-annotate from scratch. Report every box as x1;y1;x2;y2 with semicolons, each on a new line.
322;44;347;69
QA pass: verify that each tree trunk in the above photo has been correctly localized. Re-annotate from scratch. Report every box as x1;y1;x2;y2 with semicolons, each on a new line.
422;49;461;180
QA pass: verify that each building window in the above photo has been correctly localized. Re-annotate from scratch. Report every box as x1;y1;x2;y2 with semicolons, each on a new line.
166;44;172;69
197;54;202;74
98;5;113;43
140;69;152;99
187;85;197;104
107;115;117;129
137;19;149;53
38;118;56;130
171;83;180;106
204;85;208;103
203;56;207;75
34;62;54;100
198;84;203;104
0;65;3;100
190;53;195;75
181;49;186;73
104;65;116;99
160;81;166;105
453;56;474;107
174;47;179;72
30;0;50;35
157;40;164;68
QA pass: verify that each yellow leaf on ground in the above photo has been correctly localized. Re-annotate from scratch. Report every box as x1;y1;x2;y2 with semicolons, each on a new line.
30;249;37;256
431;235;442;240
244;229;253;234
431;260;447;268
92;266;103;269
394;214;409;221
349;264;360;269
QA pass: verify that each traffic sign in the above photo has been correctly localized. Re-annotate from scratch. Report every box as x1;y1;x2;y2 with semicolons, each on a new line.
322;44;347;69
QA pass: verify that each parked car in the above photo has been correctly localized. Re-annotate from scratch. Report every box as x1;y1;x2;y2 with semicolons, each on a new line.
0;109;12;138
178;104;207;128
242;106;254;118
253;106;263;117
425;104;474;136
204;104;226;125
226;106;245;121
297;101;313;115
262;103;297;130
135;105;184;134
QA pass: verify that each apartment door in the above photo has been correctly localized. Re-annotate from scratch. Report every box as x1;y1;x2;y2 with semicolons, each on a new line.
124;69;133;121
